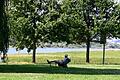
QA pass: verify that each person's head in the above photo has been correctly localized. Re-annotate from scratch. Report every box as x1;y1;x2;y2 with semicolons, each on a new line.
65;54;68;58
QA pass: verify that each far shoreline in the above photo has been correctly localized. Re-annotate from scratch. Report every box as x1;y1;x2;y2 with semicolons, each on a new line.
7;47;120;54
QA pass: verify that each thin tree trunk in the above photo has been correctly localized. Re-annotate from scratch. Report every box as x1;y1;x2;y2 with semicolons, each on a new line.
86;35;90;63
32;39;36;63
103;43;105;64
32;15;36;63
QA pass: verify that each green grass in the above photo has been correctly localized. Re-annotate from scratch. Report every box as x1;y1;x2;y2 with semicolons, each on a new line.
7;50;120;64
0;64;120;80
0;50;120;80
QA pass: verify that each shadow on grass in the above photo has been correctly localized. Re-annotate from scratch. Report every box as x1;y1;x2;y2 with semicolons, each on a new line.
0;64;120;75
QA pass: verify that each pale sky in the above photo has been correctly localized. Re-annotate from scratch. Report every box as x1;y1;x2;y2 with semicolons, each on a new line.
115;0;120;3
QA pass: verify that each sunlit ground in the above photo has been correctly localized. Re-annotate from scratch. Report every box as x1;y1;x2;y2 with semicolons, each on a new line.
0;51;120;80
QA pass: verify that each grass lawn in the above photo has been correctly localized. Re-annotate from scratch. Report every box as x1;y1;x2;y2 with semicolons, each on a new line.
0;64;120;80
0;50;120;80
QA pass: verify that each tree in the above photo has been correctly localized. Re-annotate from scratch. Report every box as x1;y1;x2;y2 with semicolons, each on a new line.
9;0;49;63
61;0;119;63
82;0;119;63
60;0;97;63
0;0;9;61
95;0;120;64
9;0;63;63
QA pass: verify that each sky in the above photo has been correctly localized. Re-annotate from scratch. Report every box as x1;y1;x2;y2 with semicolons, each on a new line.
115;0;120;3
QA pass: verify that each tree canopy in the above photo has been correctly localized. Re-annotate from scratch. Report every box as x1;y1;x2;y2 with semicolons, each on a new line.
8;0;120;63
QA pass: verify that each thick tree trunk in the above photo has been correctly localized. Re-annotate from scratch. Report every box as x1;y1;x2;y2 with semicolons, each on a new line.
86;36;90;63
0;0;9;54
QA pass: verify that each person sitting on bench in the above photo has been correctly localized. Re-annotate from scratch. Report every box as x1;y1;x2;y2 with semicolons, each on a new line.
47;54;71;67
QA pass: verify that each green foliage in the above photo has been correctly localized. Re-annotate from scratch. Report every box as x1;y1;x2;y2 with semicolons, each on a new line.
9;0;120;46
9;0;64;49
61;0;86;43
95;0;119;39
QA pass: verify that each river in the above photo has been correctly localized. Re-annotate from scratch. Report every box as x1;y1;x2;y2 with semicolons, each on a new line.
7;47;120;54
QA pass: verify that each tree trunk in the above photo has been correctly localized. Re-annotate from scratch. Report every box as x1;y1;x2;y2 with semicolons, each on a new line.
32;15;36;63
103;43;105;64
0;0;9;54
32;40;36;63
86;36;90;63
